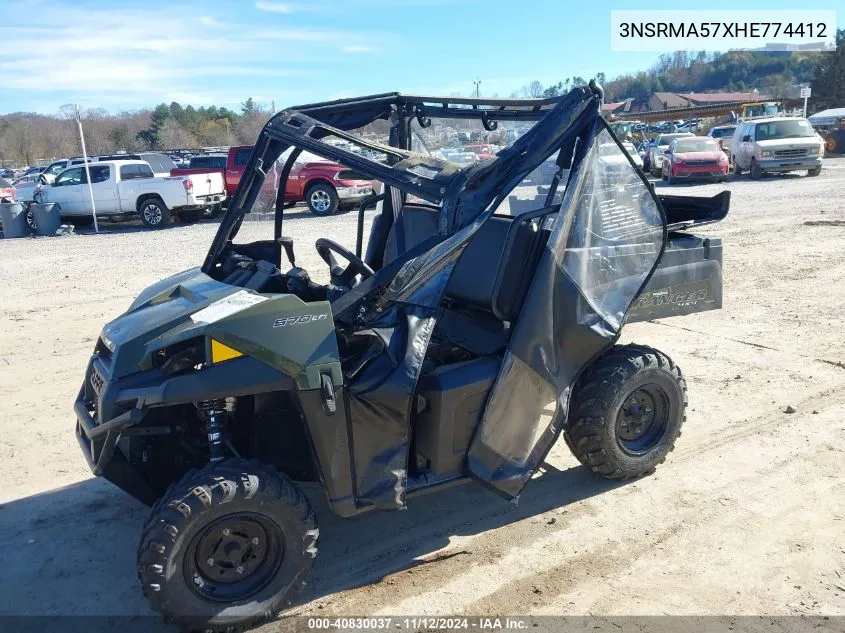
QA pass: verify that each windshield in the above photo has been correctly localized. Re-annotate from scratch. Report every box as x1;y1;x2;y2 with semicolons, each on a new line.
45;162;67;176
710;127;735;138
673;138;720;152
657;134;692;146
755;119;816;141
411;114;561;216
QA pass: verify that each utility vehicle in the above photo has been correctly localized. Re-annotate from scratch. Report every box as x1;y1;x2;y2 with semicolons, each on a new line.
75;83;728;631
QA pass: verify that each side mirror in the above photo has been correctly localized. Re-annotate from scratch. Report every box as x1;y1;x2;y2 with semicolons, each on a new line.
664;150;672;155
742;135;752;142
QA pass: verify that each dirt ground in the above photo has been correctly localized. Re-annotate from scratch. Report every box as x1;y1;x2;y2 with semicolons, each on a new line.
1;160;844;629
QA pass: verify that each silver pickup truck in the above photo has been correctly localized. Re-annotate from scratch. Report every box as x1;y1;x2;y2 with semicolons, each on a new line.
39;160;225;227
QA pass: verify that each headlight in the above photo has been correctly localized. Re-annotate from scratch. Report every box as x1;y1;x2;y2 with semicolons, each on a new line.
760;151;773;158
808;146;820;155
672;155;683;163
718;153;728;162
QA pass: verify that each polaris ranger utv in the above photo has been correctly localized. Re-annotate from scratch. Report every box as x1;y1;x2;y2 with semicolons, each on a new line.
75;82;728;630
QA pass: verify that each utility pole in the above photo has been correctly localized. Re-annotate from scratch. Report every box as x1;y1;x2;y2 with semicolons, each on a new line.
473;78;481;98
76;105;99;233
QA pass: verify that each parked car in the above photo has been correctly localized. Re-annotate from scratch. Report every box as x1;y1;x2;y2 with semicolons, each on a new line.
621;141;644;169
11;174;41;201
731;117;824;179
20;166;47;178
0;178;16;202
37;160;226;227
707;125;738;158
662;136;729;184
650;132;695;177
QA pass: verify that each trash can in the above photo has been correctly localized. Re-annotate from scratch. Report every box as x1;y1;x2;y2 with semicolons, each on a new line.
30;202;62;236
0;202;29;239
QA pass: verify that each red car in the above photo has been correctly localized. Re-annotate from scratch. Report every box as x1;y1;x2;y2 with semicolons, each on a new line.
662;136;729;184
0;177;16;203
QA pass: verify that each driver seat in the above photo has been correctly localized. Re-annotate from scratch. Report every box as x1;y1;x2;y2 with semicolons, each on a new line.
383;204;549;353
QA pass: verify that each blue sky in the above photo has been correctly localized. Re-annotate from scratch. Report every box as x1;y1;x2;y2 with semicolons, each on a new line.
0;0;838;114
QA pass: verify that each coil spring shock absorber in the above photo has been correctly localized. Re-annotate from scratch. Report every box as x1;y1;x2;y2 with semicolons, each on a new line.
197;399;228;462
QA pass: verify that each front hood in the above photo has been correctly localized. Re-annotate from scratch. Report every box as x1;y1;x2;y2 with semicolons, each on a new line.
675;151;723;161
101;268;244;378
756;138;820;149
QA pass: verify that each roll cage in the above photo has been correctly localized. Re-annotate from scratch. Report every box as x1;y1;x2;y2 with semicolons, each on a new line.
202;87;600;280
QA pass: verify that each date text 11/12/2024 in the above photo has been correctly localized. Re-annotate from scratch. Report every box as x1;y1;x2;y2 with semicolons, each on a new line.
307;617;529;630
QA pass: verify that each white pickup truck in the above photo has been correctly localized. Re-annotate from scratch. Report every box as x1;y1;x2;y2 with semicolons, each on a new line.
38;160;225;227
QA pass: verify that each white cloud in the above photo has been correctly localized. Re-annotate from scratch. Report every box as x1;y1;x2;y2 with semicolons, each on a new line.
0;1;394;113
254;1;299;13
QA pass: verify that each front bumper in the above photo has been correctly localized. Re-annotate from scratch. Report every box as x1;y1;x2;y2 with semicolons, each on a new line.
75;354;145;476
669;165;729;180
336;184;373;201
757;156;822;173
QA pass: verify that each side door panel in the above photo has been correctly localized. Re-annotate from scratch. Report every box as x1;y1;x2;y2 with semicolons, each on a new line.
468;125;666;499
87;165;118;213
47;167;84;213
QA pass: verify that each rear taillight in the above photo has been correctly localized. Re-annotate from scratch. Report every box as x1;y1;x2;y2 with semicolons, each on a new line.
183;179;193;193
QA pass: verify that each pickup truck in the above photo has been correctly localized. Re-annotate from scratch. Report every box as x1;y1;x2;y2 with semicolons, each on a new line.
41;153;176;184
228;145;374;216
38;160;226;227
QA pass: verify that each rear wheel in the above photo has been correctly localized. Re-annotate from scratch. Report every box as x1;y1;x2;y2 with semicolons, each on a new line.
139;197;171;228
564;344;687;479
732;157;743;176
305;183;338;216
138;459;318;632
825;135;839;154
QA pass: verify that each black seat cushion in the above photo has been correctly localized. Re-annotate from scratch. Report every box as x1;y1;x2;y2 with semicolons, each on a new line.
383;204;544;321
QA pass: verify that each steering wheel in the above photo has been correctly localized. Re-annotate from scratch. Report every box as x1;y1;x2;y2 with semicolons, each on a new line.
315;238;375;289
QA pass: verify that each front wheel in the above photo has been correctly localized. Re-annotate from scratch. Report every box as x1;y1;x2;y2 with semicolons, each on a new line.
139;197;171;228
138;459;318;632
564;344;687;480
808;166;822;177
750;159;763;180
305;183;338;216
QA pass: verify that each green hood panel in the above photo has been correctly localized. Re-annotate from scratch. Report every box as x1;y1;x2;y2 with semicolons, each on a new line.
101;268;339;388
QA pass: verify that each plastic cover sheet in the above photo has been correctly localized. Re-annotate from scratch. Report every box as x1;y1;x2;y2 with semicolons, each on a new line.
468;123;665;499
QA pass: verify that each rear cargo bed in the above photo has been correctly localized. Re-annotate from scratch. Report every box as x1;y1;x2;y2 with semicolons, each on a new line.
627;232;723;323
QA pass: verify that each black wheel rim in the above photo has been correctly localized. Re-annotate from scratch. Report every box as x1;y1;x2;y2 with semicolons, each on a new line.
184;513;285;603
616;385;669;455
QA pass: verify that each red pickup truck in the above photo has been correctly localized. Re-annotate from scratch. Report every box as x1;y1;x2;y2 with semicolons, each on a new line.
228;145;375;216
172;146;374;216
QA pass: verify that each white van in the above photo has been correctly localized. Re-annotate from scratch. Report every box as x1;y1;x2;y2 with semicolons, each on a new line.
731;117;824;179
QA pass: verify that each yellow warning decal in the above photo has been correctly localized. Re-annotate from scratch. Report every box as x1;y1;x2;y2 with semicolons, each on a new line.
210;339;244;364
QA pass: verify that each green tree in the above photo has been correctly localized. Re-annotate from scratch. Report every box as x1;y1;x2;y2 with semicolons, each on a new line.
241;97;257;115
811;29;845;111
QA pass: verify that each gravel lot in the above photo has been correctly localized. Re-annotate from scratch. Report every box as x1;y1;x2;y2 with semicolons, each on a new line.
1;160;844;628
